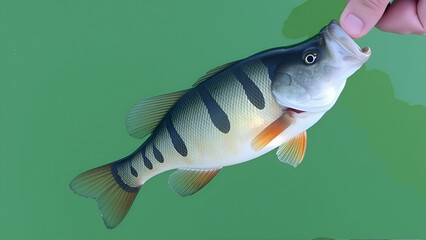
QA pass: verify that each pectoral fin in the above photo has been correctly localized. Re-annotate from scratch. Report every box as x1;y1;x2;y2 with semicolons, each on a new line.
276;131;307;168
251;113;295;151
168;168;221;197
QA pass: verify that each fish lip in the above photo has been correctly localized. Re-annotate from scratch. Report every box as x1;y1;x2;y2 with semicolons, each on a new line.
324;20;371;61
276;98;329;113
286;108;305;114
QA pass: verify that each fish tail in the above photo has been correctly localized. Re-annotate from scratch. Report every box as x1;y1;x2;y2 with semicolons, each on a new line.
70;161;141;229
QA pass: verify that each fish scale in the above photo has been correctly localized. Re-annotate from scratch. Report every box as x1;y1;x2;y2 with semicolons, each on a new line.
70;20;371;229
131;61;280;180
114;62;283;194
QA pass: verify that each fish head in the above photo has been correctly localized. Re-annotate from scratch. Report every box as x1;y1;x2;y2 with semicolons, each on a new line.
271;20;371;113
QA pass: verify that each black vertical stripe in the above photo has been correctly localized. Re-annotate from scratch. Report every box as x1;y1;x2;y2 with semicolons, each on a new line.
165;115;188;157
152;144;164;163
197;85;230;134
231;67;265;110
141;146;153;170
111;161;140;193
130;165;138;177
261;58;277;81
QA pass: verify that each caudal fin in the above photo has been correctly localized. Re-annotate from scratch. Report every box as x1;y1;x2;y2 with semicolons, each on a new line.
70;163;141;229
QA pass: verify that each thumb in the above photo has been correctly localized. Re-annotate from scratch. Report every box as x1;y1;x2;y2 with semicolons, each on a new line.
340;0;391;38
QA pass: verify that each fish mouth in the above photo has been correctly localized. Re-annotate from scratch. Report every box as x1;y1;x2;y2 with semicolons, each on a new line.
276;98;332;113
286;108;305;115
324;20;371;61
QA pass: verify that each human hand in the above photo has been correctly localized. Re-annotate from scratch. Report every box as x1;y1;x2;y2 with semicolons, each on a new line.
340;0;426;38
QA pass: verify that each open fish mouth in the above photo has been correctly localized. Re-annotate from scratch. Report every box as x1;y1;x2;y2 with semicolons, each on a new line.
324;20;371;61
285;107;305;115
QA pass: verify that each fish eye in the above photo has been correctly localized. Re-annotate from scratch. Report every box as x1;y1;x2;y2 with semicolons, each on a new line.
304;52;316;65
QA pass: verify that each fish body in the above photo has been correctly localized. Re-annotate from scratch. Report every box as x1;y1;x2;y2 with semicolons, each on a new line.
122;60;294;181
70;20;371;228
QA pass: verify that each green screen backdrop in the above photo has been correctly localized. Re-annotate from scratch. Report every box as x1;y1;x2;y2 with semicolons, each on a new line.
1;0;426;239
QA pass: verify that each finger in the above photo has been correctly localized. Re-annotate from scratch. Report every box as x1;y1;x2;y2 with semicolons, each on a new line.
376;0;426;35
420;0;426;34
340;0;391;38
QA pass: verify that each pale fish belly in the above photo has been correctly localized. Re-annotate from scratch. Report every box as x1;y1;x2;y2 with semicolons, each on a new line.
181;110;326;169
136;107;325;185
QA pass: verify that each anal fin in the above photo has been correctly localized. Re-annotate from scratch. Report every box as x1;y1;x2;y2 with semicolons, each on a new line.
276;131;307;168
168;168;221;197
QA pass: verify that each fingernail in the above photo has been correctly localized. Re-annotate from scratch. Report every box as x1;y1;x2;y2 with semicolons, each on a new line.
343;14;364;36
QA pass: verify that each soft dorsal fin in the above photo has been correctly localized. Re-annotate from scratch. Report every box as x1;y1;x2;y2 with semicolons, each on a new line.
276;131;307;168
251;113;295;151
126;89;189;139
168;168;221;197
192;60;240;87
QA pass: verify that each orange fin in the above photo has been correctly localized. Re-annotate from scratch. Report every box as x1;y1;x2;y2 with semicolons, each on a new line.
251;113;295;151
168;168;221;197
276;131;307;168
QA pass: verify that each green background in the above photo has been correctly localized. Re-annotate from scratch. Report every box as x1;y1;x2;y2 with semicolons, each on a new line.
1;0;426;239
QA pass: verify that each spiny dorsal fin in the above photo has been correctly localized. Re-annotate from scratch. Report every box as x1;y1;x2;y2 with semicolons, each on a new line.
126;89;189;139
276;131;307;168
251;113;295;151
168;168;221;197
192;60;240;87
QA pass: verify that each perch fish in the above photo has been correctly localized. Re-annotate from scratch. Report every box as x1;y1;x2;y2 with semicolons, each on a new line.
70;20;371;228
